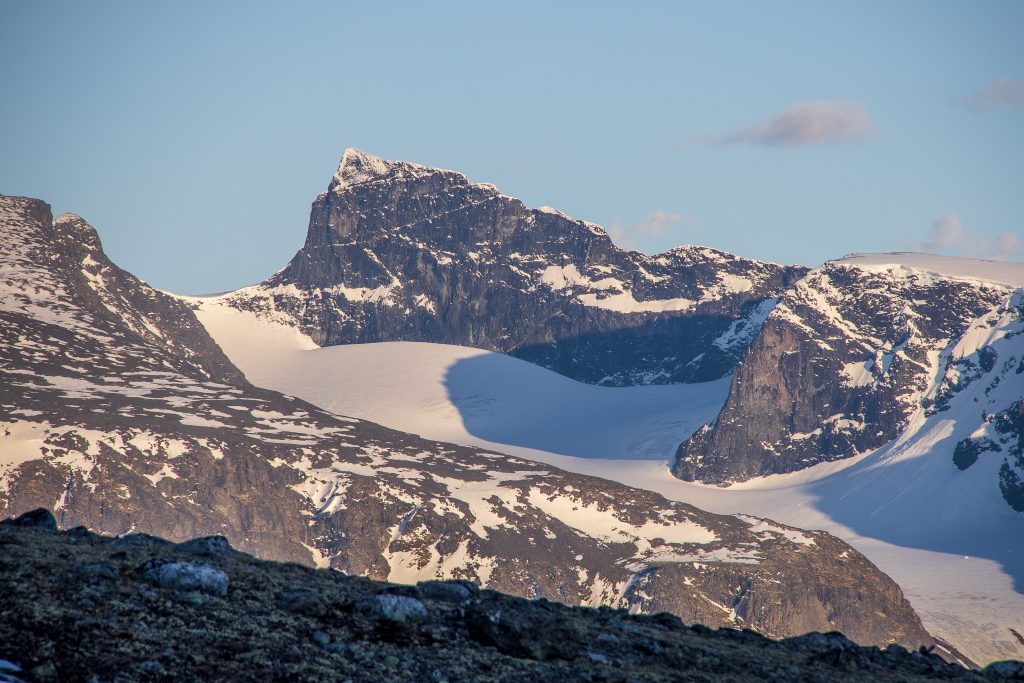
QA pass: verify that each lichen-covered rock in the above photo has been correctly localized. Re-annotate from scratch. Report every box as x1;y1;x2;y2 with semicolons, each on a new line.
362;593;428;623
417;579;477;604
277;587;328;617
176;535;232;557
139;558;228;596
985;659;1024;679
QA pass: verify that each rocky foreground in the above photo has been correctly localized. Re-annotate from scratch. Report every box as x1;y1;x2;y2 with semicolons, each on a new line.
1;510;1021;683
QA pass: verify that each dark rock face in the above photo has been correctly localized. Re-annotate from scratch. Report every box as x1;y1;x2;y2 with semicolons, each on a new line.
226;149;805;385
953;436;999;471
0;507;57;530
0;194;933;648
994;401;1024;511
674;261;1015;484
0;520;988;682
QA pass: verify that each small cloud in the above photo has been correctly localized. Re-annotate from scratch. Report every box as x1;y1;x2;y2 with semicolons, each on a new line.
710;100;875;147
923;215;964;251
634;210;692;237
920;214;1024;261
991;233;1024;258
962;79;1024;110
607;211;694;250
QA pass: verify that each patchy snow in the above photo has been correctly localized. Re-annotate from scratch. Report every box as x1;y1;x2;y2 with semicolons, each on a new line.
324;277;402;304
537;205;571;219
840;360;875;388
302;542;332;569
432;472;535;540
577;290;696;314
0;422;51;492
540;264;590;291
534;260;763;314
717;273;754;294
333;148;403;188
143;463;180;486
526;489;715;546
712;298;777;353
736;515;815;546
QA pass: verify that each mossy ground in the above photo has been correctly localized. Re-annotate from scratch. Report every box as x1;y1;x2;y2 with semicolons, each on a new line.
0;511;1013;682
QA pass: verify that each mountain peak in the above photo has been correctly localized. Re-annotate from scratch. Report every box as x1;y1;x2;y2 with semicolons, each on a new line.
52;211;104;253
332;147;453;191
332;148;394;188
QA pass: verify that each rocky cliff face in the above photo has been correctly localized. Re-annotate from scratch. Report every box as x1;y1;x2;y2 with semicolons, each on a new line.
225;149;805;385
0;195;932;648
674;256;1023;490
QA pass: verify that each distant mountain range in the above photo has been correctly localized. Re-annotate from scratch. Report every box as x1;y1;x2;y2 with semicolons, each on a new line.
0;194;937;653
3;149;1022;665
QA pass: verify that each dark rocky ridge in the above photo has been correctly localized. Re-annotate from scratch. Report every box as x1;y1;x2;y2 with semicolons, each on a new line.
0;194;934;650
2;510;1011;682
955;399;1024;511
225;149;806;386
674;261;1017;484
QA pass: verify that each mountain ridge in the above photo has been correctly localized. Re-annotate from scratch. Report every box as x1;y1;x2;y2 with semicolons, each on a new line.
0;193;935;650
673;254;1024;507
222;149;807;386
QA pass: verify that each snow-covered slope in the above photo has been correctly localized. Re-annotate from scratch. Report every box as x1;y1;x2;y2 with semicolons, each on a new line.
191;297;730;462
190;272;1024;665
837;252;1024;288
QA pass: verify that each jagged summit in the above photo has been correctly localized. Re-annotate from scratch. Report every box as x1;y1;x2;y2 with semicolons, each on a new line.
54;211;84;224
329;148;514;209
331;147;425;189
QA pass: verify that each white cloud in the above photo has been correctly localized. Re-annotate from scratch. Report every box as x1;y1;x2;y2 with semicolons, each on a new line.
921;214;1024;261
923;215;964;251
989;233;1024;259
607;211;694;250
711;101;875;147
963;79;1024;110
634;210;690;237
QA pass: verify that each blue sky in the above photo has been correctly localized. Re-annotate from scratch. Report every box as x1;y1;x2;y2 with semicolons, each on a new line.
2;1;1022;293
